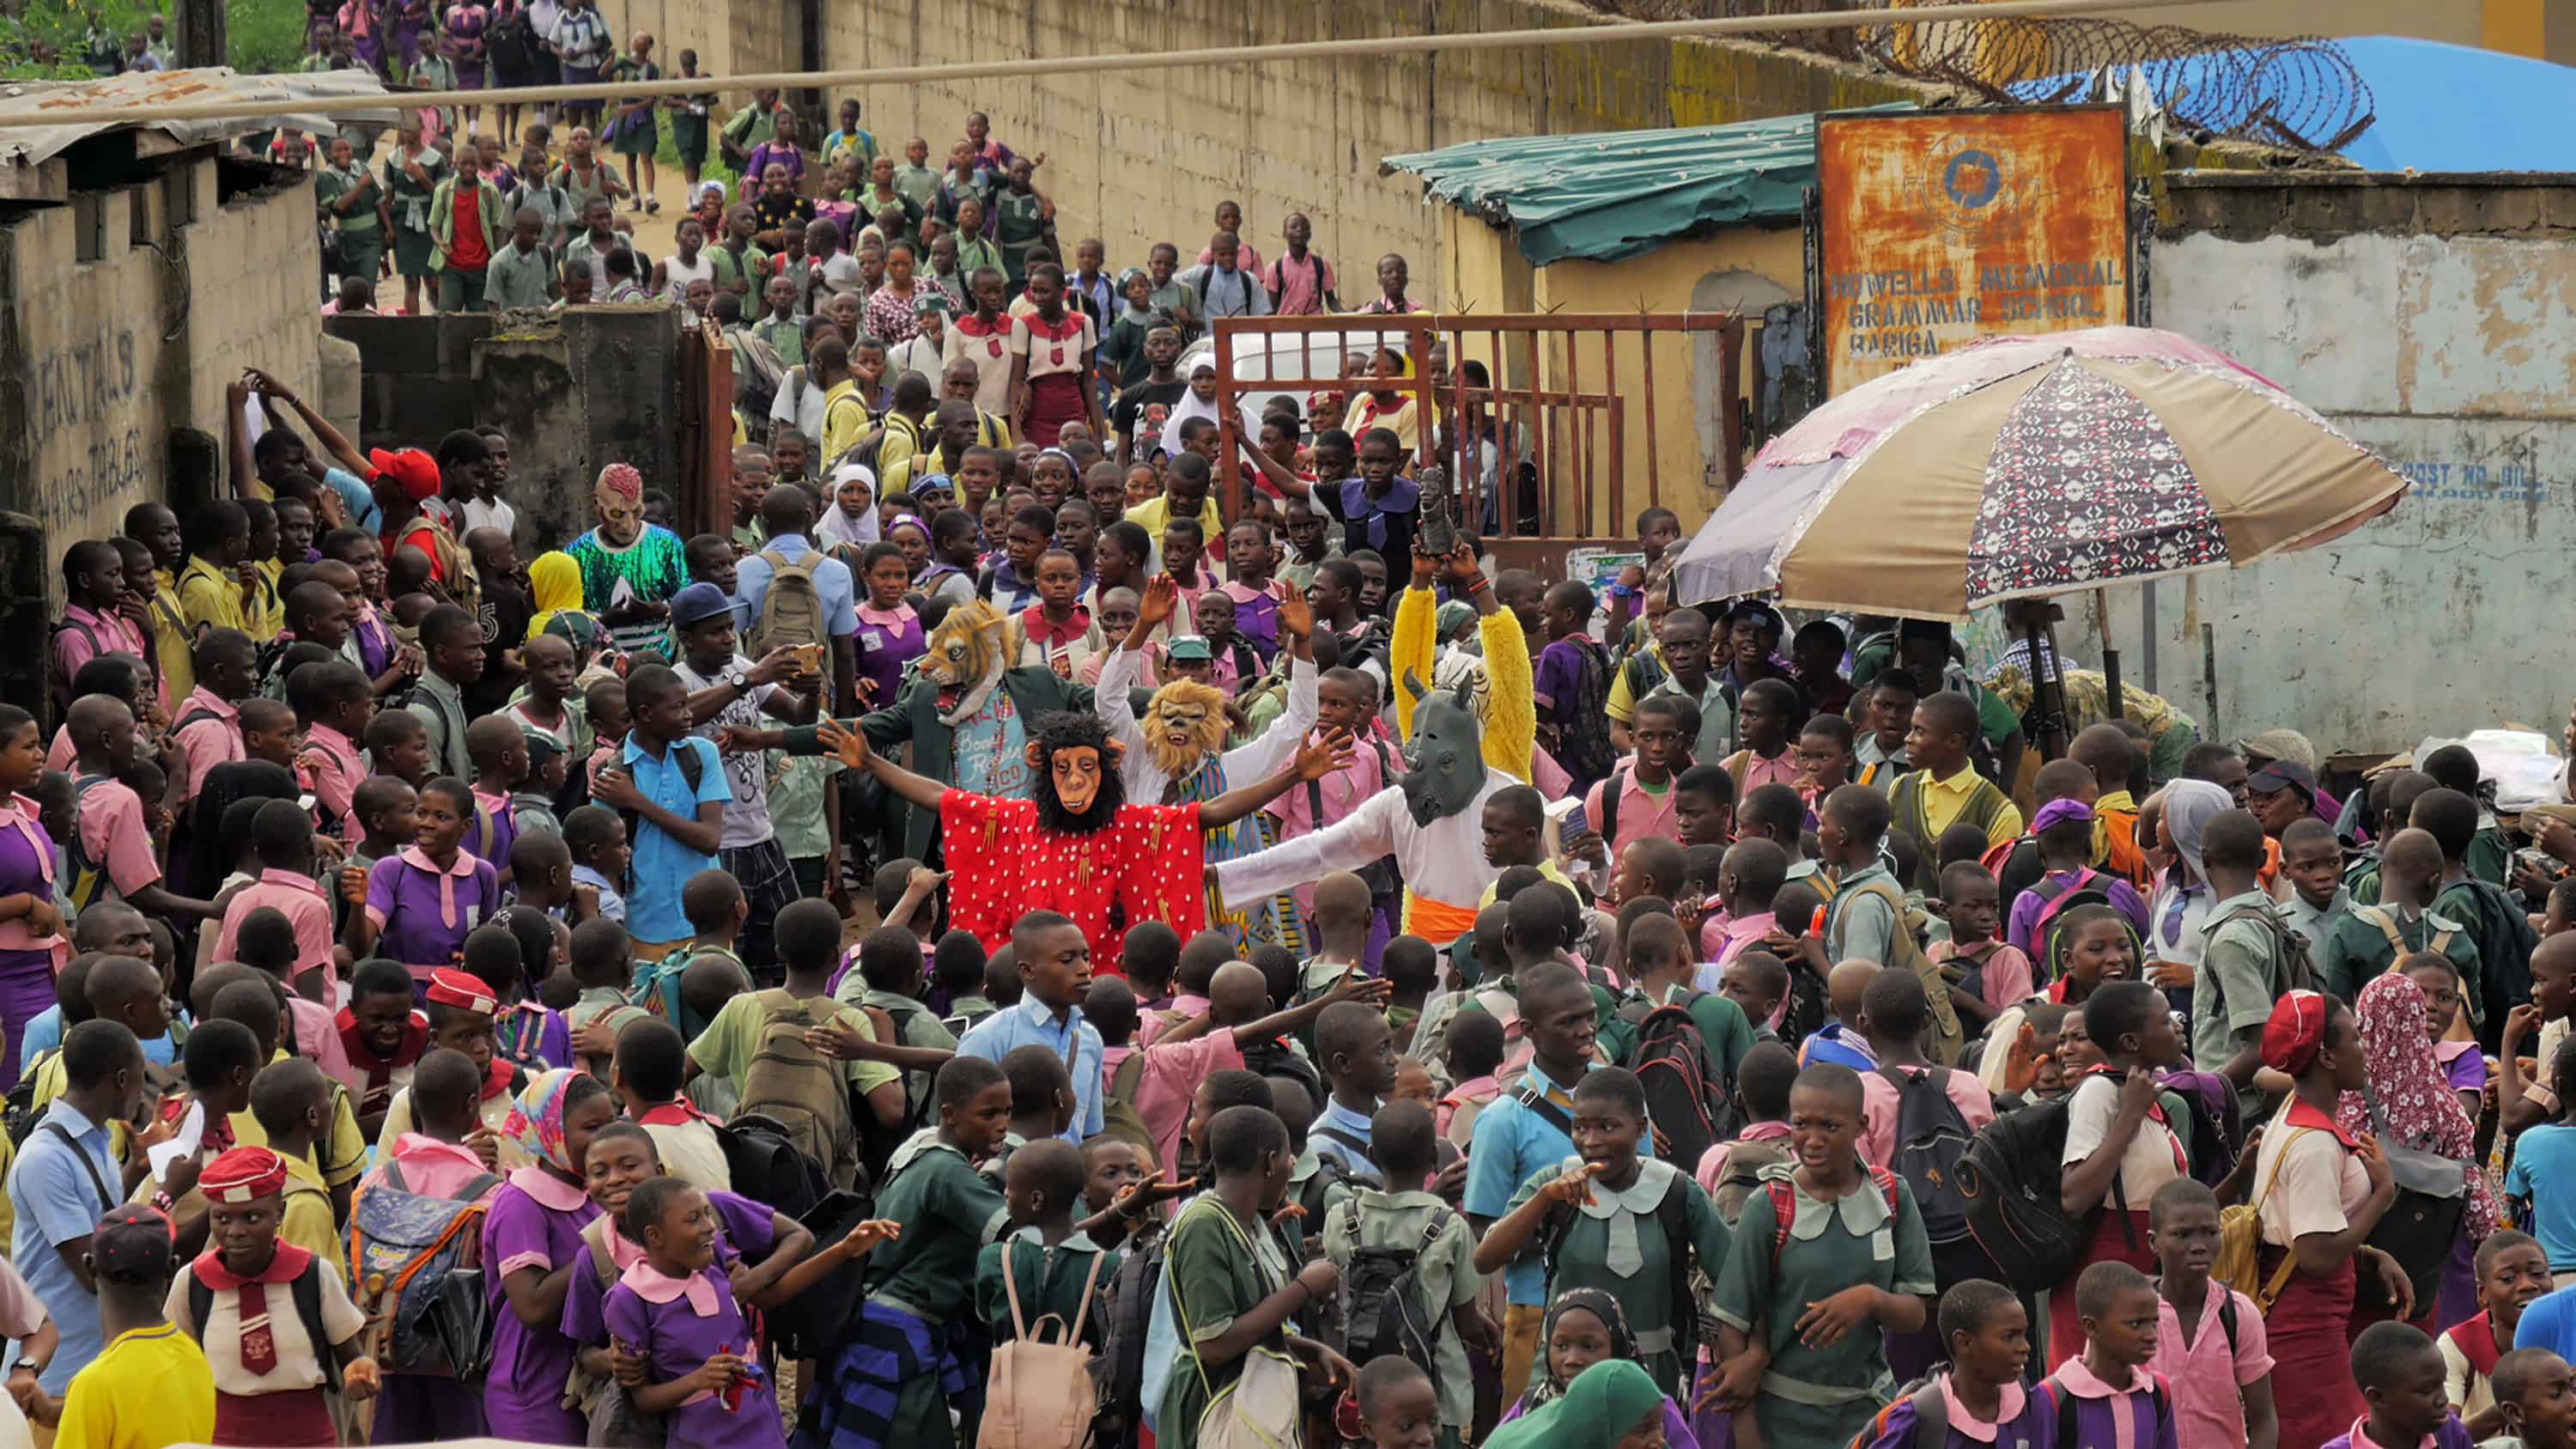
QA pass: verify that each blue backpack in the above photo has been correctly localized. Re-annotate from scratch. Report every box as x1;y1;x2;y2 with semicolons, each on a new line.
347;1159;504;1377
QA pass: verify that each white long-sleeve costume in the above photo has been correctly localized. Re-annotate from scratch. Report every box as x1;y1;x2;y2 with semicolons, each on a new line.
1214;769;1518;944
1096;645;1319;805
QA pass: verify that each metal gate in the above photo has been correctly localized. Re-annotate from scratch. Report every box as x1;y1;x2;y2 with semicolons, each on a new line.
1211;311;1744;580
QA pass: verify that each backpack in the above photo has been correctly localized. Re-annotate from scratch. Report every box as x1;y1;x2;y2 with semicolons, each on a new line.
1335;1212;1446;1377
1555;637;1617;787
1100;1229;1170;1446
629;941;738;1042
721;1111;835;1225
1619;995;1736;1172
1953;1094;2099;1294
1;1050;60;1147
2352;904;2456;971
1877;1065;1975;1248
1832;875;1965;1064
731;989;857;1192
982;1243;1110;1449
484;3;536;71
2215;1126;2310;1310
2027;868;2116;980
346;1158;504;1376
748;547;828;662
2204;899;2317;1005
1709;1136;1792;1228
2439;880;2537;1048
58;772;122;917
764;1187;878;1359
2155;1068;2247;1189
188;1253;344;1393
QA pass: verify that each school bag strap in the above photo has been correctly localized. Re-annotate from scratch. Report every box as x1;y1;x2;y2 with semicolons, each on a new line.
1000;1233;1112;1349
40;1123;116;1217
1510;1081;1572;1139
186;1256;343;1394
2050;1370;2168;1449
1765;1166;1900;1270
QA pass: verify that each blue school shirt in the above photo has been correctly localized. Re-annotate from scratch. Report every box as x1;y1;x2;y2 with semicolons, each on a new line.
618;734;728;945
2508;1123;2576;1269
20;1006;182;1068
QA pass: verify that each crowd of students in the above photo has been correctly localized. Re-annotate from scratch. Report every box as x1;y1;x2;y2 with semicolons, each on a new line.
25;88;2576;1449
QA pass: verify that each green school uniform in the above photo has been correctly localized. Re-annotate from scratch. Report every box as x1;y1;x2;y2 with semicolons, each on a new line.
1710;1163;1935;1449
972;1228;1121;1349
2317;903;2480;1007
1158;1195;1301;1448
862;1132;1011;1439
993;189;1047;288
1505;1157;1730;1395
2470;825;2512;887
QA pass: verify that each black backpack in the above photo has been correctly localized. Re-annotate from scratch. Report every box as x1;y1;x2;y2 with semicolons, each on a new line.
1100;1230;1170;1449
763;1187;878;1359
1619;995;1736;1172
1;1051;58;1146
484;4;538;73
2205;899;2317;1001
1953;1094;2128;1294
1879;1066;1976;1248
617;738;708;855
718;1111;834;1224
1336;1212;1447;1376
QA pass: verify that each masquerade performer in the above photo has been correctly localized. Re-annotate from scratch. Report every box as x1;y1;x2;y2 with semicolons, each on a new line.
1215;541;1520;945
815;708;1357;969
1389;536;1534;787
565;462;690;661
1097;575;1320;951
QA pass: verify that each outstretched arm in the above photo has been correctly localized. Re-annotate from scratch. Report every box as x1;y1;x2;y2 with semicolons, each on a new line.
1200;728;1356;830
817;719;946;812
253;368;372;483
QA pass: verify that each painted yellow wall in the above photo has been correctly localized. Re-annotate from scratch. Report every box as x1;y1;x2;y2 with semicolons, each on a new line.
1434;219;1805;537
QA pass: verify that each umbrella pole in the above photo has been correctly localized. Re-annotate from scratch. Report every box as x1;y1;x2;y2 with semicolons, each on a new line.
2027;618;2071;761
2097;588;2123;723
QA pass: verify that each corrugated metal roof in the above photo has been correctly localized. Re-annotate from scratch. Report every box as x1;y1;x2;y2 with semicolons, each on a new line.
1383;110;1874;266
0;66;399;167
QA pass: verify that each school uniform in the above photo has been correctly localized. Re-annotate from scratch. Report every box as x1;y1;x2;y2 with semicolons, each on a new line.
1711;1165;1936;1449
562;1188;772;1359
2150;1276;2274;1449
2043;1360;2179;1449
54;1321;216;1449
482;1165;602;1440
1155;1192;1303;1446
2050;1068;2189;1369
603;1262;785;1449
167;1244;367;1446
2442;1311;2507;1431
2255;1098;2374;1449
801;1133;1009;1449
1465;1060;1638;1396
1507;1157;1730;1394
379;1062;532;1169
637;1100;732;1191
972;1227;1122;1350
1854;1374;2057;1449
2319;1416;2478;1449
363;847;502;984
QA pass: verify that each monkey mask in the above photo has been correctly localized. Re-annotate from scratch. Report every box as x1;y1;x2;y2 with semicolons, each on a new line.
1400;671;1485;827
1026;711;1127;834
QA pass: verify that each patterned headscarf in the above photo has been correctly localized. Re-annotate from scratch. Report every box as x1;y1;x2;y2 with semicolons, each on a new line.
2338;972;2499;1240
501;1067;584;1174
1524;1287;1640;1410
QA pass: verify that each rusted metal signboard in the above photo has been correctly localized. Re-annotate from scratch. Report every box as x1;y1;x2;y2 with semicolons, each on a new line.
1814;106;2132;395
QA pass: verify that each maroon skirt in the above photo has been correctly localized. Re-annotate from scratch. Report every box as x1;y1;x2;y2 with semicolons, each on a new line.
1024;371;1087;448
2263;1247;2365;1449
213;1386;337;1446
2046;1206;2157;1371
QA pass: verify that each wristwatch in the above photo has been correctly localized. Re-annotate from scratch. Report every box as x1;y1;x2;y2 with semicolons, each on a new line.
723;664;750;691
9;1357;39;1378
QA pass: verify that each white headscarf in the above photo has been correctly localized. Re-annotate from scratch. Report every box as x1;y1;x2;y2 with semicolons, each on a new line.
815;461;882;548
2161;777;2233;888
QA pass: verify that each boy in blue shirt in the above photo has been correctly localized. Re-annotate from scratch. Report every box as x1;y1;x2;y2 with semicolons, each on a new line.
586;663;726;958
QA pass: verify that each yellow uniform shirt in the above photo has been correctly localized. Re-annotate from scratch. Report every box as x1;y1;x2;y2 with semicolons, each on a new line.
148;571;197;708
53;1322;216;1449
175;556;249;636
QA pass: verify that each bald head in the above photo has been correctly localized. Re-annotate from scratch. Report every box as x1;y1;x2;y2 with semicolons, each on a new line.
1827;959;1879;1022
2071;723;2138;792
1208;959;1269;1022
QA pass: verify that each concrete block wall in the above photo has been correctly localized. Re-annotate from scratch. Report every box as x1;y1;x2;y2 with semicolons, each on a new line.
795;0;1935;295
0;155;321;609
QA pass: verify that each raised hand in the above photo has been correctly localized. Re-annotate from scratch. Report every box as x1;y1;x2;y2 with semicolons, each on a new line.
1540;1161;1604;1207
1276;584;1313;642
1137;573;1181;630
1291;727;1358;782
842;1219;903;1253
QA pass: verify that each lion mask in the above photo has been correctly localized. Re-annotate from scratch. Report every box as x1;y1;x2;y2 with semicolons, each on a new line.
1142;678;1230;783
920;600;1023;727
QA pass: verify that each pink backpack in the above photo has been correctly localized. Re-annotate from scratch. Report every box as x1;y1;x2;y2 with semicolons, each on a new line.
979;1245;1109;1449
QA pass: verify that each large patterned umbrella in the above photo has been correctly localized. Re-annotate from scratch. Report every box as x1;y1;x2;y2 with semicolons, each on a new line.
1670;326;2409;621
